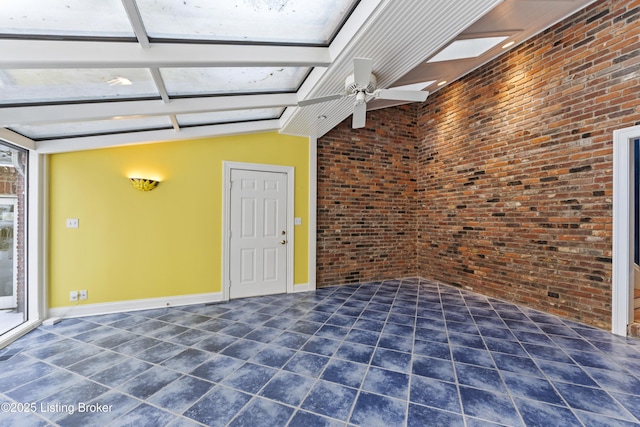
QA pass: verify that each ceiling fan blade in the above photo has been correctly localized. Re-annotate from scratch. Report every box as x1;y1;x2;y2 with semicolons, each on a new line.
352;102;367;129
298;93;344;107
375;89;429;102
353;58;373;87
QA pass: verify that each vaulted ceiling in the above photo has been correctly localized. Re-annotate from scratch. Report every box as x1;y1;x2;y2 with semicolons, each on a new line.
0;0;596;154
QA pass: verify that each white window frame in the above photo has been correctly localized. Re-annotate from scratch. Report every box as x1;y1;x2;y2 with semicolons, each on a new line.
0;149;46;349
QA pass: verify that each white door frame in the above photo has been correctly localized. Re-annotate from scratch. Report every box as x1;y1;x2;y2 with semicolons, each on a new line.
0;197;18;310
222;161;295;302
612;125;640;336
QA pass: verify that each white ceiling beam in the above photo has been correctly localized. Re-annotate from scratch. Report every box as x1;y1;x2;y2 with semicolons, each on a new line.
35;120;281;154
169;115;180;131
149;68;170;103
0;93;298;126
121;0;151;48
0;40;331;69
0;128;36;151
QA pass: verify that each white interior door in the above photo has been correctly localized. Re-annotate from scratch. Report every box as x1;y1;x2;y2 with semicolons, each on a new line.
229;168;288;299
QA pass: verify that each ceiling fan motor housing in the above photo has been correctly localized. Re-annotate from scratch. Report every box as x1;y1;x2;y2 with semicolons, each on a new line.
345;73;377;94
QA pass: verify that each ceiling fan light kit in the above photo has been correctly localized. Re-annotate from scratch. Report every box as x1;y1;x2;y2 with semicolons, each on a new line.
298;57;429;129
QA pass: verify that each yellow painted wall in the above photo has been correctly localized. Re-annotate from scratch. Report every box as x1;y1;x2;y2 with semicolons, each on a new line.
48;132;310;308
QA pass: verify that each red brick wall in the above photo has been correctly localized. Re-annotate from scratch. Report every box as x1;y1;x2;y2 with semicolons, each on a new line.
316;105;419;287
417;0;639;329
317;0;640;329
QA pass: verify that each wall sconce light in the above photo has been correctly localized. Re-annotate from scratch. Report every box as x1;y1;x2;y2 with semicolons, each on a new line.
130;178;160;191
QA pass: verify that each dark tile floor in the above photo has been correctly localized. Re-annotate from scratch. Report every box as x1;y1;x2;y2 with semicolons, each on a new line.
2;278;640;426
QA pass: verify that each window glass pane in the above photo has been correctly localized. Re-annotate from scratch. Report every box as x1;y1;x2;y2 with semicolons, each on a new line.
0;144;27;338
161;67;309;96
177;108;283;126
0;69;159;105
137;0;358;45
0;0;134;38
10;116;173;140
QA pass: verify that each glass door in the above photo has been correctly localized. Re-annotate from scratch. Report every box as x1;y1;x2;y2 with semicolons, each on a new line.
0;147;26;336
0;198;17;309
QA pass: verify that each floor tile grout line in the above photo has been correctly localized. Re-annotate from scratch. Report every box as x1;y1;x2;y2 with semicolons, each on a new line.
458;283;640;426
405;278;425;426
222;282;359;427
343;279;402;425
461;283;533;427
6;278;640;426
163;304;347;423
425;280;581;426
210;281;379;426
510;312;605;427
408;280;428;402
4;294;338;426
289;282;377;425
115;286;349;426
476;287;592;425
499;303;640;425
435;281;471;427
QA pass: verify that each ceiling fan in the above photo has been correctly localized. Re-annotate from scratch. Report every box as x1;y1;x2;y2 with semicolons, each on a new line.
298;57;430;129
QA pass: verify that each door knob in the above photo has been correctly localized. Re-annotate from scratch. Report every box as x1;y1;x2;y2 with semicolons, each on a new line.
280;240;287;245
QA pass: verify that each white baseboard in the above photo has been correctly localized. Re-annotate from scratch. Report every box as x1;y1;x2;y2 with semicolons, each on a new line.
293;283;312;293
47;292;223;320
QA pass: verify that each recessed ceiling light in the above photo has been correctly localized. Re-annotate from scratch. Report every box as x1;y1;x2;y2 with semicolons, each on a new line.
437;81;447;86
502;41;516;49
107;77;133;86
428;36;509;63
318;115;327;120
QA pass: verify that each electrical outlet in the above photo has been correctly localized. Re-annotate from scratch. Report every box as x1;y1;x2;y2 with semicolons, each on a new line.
66;218;79;228
79;290;88;300
70;290;78;302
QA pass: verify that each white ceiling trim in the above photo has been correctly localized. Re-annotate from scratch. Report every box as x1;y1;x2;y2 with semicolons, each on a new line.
121;0;151;48
149;67;170;103
0;40;331;69
0;128;36;151
0;94;297;126
35;119;281;154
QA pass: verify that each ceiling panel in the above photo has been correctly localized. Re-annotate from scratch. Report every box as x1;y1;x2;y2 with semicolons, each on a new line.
136;0;358;45
0;0;135;39
0;68;159;105
160;67;310;96
10;116;173;140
